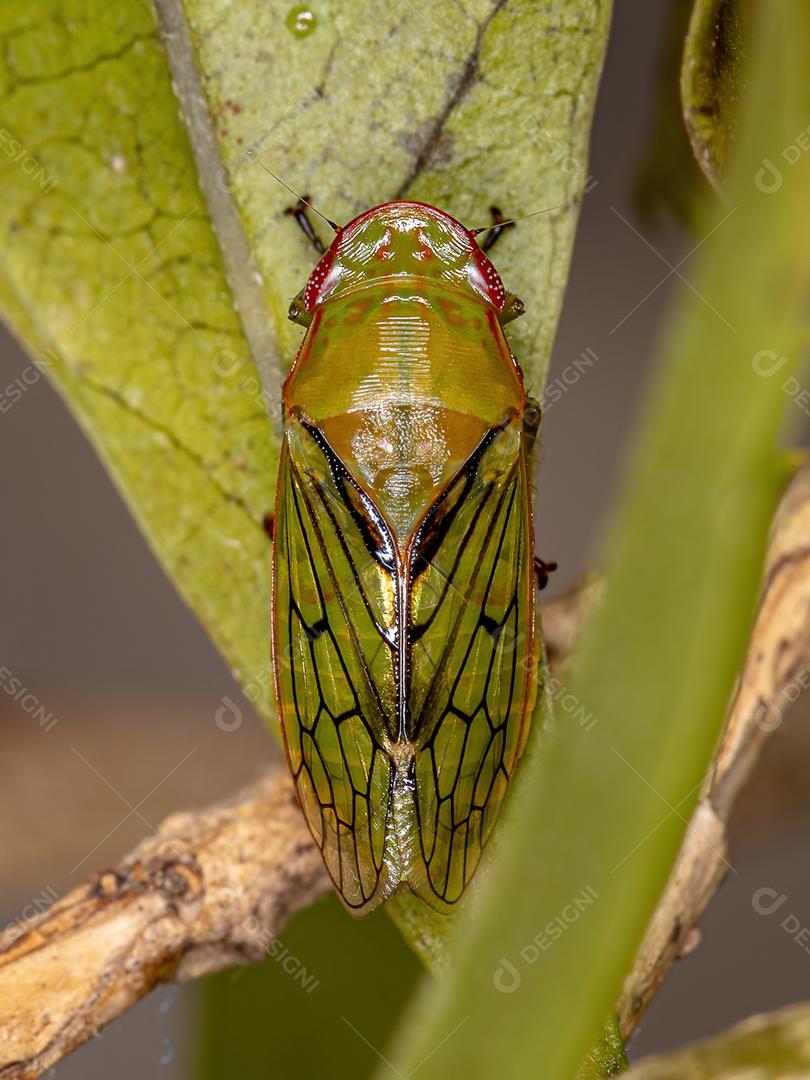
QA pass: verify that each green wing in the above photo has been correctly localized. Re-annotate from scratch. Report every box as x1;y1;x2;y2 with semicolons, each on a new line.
271;414;400;915
273;410;537;915
405;417;537;909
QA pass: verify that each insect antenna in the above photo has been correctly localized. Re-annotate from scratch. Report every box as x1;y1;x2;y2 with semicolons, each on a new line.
470;197;580;238
249;152;340;232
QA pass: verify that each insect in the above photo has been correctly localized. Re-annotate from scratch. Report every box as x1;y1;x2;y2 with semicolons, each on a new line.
271;195;552;915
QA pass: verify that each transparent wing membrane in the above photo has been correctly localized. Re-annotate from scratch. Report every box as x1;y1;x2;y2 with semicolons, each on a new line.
407;419;536;908
272;414;536;914
273;423;399;914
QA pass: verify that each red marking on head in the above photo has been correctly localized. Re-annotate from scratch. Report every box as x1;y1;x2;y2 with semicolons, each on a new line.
300;201;508;312
302;245;339;310
468;246;507;308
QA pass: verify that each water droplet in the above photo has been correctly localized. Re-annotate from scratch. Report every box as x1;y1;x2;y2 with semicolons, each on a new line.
286;6;316;37
159;1035;175;1067
159;984;179;1013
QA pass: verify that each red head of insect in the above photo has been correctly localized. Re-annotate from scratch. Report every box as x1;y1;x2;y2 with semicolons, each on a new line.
299;201;507;315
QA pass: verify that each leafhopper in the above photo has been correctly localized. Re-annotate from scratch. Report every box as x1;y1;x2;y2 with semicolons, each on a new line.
271;198;549;914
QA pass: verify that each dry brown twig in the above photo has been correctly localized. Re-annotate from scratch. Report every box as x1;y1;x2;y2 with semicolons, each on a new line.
2;463;810;1078
625;1000;810;1078
0;773;329;1079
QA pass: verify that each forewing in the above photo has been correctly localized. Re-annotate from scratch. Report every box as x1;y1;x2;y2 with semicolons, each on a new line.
272;417;399;914
406;418;536;909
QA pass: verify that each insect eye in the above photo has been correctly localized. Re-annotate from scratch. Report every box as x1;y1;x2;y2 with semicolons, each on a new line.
288;295;313;327
522;403;542;432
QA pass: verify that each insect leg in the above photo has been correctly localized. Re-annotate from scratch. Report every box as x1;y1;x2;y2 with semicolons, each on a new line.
533;556;558;591
285;196;327;255
479;205;515;253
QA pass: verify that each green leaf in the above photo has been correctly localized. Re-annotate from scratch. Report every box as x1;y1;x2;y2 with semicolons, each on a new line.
682;0;749;190
165;0;607;391
385;2;810;1078
0;0;611;963
626;1001;810;1079
634;0;706;227
0;0;280;717
0;0;609;716
194;895;421;1079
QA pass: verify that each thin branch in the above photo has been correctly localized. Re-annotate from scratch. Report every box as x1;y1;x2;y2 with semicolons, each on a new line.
0;771;329;1079
625;1000;810;1077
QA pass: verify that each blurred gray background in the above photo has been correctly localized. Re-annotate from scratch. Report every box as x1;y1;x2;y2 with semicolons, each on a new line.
2;1;809;1076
